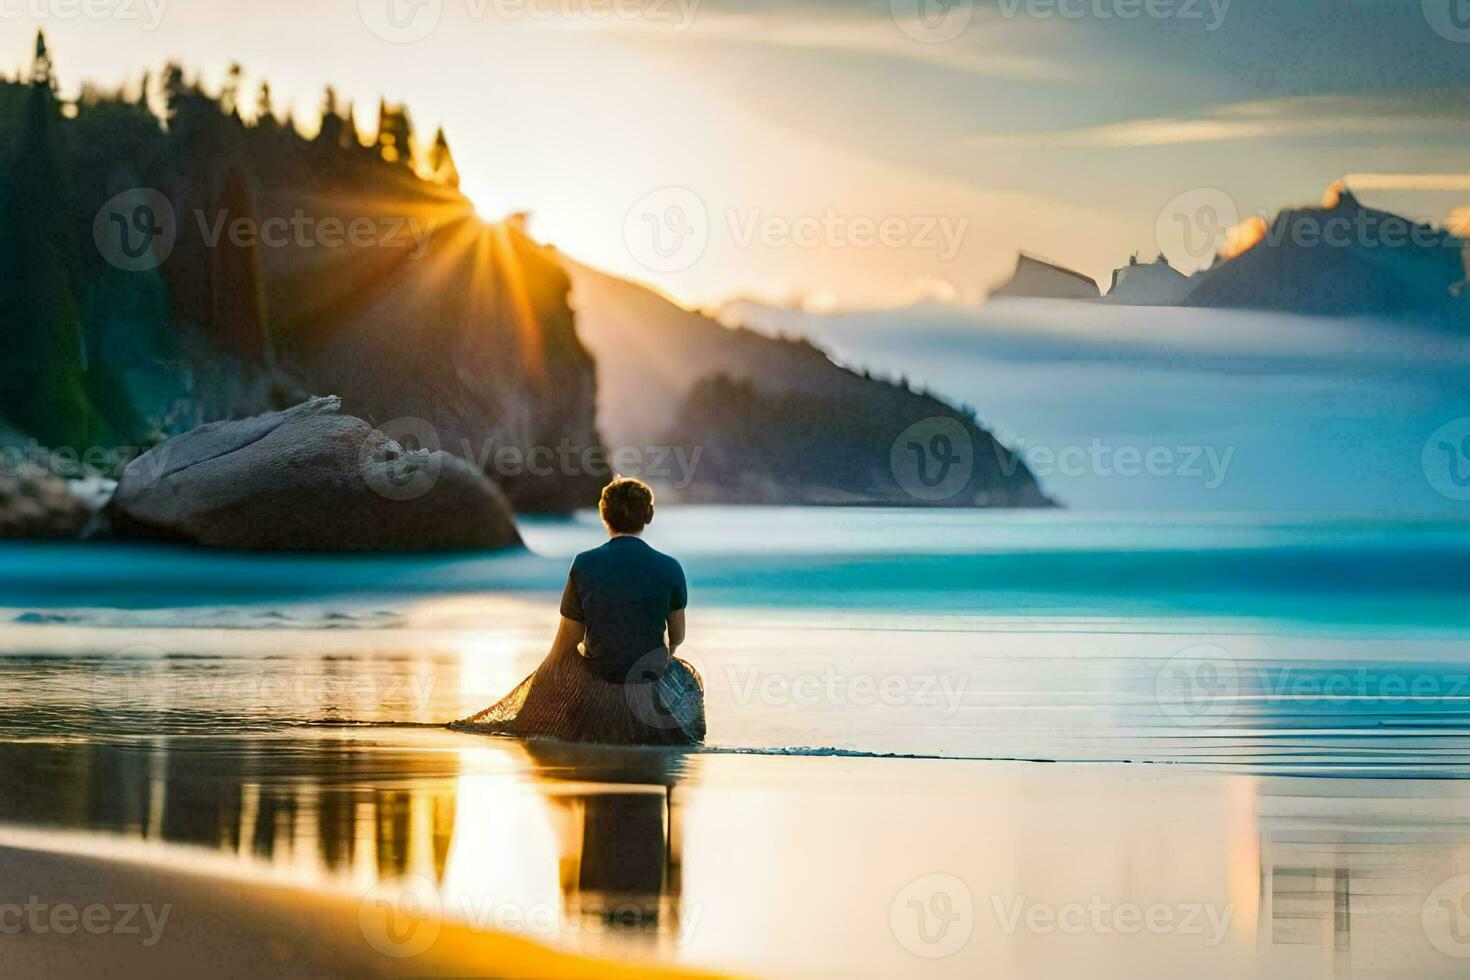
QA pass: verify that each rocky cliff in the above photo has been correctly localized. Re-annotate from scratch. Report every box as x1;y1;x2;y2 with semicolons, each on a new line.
1185;188;1468;321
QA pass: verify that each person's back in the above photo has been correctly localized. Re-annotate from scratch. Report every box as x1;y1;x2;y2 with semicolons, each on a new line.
563;535;686;681
559;479;687;683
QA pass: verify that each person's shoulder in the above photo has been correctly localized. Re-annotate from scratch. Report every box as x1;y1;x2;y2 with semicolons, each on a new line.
570;544;605;568
649;546;685;578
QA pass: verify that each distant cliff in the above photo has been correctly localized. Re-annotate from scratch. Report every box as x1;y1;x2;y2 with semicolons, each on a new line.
1184;188;1468;322
558;257;1053;507
988;253;1100;301
1103;254;1195;306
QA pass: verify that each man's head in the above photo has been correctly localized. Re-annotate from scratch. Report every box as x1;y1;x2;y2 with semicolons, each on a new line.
599;477;655;535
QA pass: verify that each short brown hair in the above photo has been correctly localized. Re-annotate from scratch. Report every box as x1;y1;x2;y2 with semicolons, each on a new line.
599;477;655;534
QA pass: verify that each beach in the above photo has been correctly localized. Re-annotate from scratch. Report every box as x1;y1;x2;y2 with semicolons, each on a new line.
3;508;1470;977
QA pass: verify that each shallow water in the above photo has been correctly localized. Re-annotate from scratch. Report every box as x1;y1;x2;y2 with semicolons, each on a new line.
3;509;1470;772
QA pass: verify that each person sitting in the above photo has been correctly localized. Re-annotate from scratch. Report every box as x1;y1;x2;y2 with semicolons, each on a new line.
454;478;705;745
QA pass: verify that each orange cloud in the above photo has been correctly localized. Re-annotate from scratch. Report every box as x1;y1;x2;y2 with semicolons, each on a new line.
1220;216;1269;260
1448;207;1470;238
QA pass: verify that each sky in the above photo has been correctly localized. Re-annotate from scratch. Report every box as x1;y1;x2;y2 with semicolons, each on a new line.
8;0;1470;309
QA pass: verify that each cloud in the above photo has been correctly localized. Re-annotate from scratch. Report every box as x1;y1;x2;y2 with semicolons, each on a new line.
561;2;1083;80
970;93;1470;149
1449;207;1470;238
1342;174;1470;192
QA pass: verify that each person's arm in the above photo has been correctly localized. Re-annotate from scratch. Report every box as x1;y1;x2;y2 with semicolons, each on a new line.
551;615;586;657
557;567;588;657
667;562;688;656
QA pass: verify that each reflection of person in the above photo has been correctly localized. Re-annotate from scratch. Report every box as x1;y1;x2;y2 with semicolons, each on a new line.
552;478;687;682
454;479;706;745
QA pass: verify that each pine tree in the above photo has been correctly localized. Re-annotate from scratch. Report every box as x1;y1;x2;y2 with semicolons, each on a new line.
376;99;415;169
316;86;343;148
426;126;459;187
253;80;277;130
0;31;103;446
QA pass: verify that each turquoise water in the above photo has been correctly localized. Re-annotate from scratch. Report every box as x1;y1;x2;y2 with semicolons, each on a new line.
3;509;1470;773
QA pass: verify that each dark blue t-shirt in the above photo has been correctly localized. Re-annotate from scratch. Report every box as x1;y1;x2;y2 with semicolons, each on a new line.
560;536;688;682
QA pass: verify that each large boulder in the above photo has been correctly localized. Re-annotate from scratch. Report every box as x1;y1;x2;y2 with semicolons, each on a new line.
106;397;521;551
